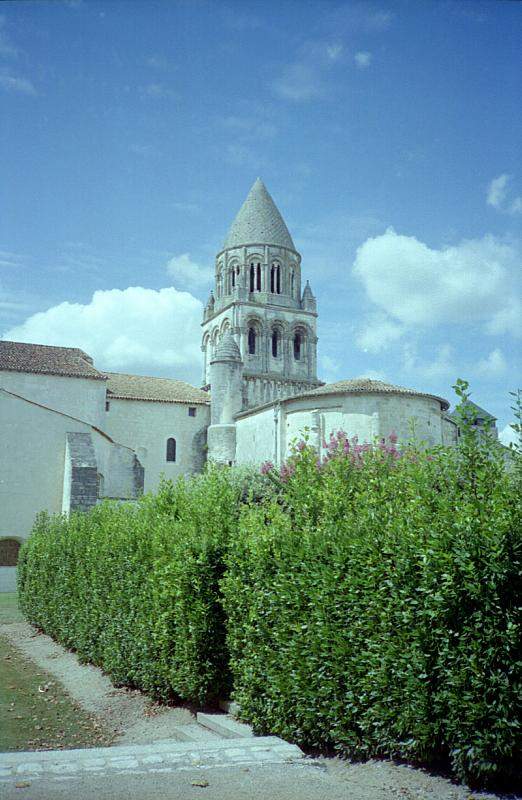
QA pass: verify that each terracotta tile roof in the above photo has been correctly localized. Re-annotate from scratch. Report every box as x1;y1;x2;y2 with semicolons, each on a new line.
295;378;450;411
0;340;106;380
104;372;210;405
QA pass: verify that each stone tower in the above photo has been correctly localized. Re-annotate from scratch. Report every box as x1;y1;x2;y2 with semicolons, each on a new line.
201;178;320;410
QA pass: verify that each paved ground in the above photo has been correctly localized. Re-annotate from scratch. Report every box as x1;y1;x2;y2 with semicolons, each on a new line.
1;596;518;800
0;738;515;800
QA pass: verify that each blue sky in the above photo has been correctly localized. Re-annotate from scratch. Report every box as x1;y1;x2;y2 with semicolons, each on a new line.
0;0;520;438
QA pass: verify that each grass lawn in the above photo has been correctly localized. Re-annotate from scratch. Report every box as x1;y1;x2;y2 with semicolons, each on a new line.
0;593;114;752
0;591;24;624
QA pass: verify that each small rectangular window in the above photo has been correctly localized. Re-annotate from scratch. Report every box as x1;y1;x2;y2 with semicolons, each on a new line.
188;407;196;417
105;401;110;411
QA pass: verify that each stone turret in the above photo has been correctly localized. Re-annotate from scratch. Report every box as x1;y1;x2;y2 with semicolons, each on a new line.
302;280;316;312
207;332;243;464
201;178;321;410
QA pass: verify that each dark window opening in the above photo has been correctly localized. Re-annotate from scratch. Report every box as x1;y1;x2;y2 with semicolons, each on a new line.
250;263;255;292
231;269;235;288
105;400;110;411
272;331;279;358
270;265;275;293
293;333;301;360
0;538;20;567
166;437;177;462
256;263;261;291
248;327;256;355
276;265;281;294
188;407;196;417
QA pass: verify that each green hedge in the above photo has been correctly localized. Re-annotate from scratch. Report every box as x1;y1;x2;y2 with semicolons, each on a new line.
17;390;521;787
18;467;248;704
222;428;521;787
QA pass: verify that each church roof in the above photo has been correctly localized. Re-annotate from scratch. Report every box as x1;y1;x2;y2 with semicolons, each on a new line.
297;378;450;411
104;372;210;405
222;178;296;251
211;332;242;362
0;340;106;380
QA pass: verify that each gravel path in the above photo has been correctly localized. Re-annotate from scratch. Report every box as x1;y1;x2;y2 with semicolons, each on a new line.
0;621;194;744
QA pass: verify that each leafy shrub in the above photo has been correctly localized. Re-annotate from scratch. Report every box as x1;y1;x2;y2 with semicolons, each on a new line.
18;466;250;704
222;384;521;787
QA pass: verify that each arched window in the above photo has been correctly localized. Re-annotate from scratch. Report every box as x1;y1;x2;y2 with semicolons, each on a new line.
293;333;301;360
272;330;279;358
166;438;177;462
270;263;281;294
256;263;261;291
231;268;235;289
276;264;281;294
248;327;256;355
270;265;275;293
250;263;255;292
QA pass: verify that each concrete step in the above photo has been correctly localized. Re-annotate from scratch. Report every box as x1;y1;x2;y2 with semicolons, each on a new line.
219;699;241;717
196;712;254;739
170;723;221;742
0;736;304;783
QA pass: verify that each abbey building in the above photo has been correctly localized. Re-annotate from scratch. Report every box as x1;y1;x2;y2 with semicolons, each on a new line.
0;179;497;589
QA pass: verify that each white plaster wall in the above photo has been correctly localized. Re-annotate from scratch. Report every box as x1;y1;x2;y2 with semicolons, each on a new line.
0;390;92;542
0;389;140;543
104;399;210;492
235;406;277;465
0;567;17;592
236;391;448;467
0;370;106;429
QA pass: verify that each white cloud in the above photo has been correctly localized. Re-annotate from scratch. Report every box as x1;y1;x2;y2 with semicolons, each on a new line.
140;83;175;99
273;63;324;102
354;51;372;68
487;173;522;215
356;312;404;353
402;342;457;382
0;72;36;96
487;174;509;208
326;43;344;62
510;196;522;215
475;348;507;378
166;253;213;292
3;286;204;383
353;228;521;337
499;423;520;448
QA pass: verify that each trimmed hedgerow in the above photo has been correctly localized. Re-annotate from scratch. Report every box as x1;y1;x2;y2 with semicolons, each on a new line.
17;466;262;704
17;382;521;787
222;384;521;787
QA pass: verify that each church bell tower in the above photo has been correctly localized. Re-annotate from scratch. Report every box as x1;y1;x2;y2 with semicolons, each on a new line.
201;178;320;410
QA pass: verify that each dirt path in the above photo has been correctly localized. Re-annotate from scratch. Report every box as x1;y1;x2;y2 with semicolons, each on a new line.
0;620;194;745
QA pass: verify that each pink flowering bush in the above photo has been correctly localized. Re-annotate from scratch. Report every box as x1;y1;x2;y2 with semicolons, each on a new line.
223;382;521;789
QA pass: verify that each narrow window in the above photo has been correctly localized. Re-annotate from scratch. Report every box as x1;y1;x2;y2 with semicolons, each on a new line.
166;438;177;462
188;407;196;417
231;268;235;288
272;330;278;358
250;263;255;292
293;333;301;360
276;265;281;294
291;270;295;295
248;327;256;355
105;400;110;411
256;263;261;291
270;265;275;293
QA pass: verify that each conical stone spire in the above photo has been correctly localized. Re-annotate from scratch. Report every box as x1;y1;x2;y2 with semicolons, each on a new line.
223;178;295;251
